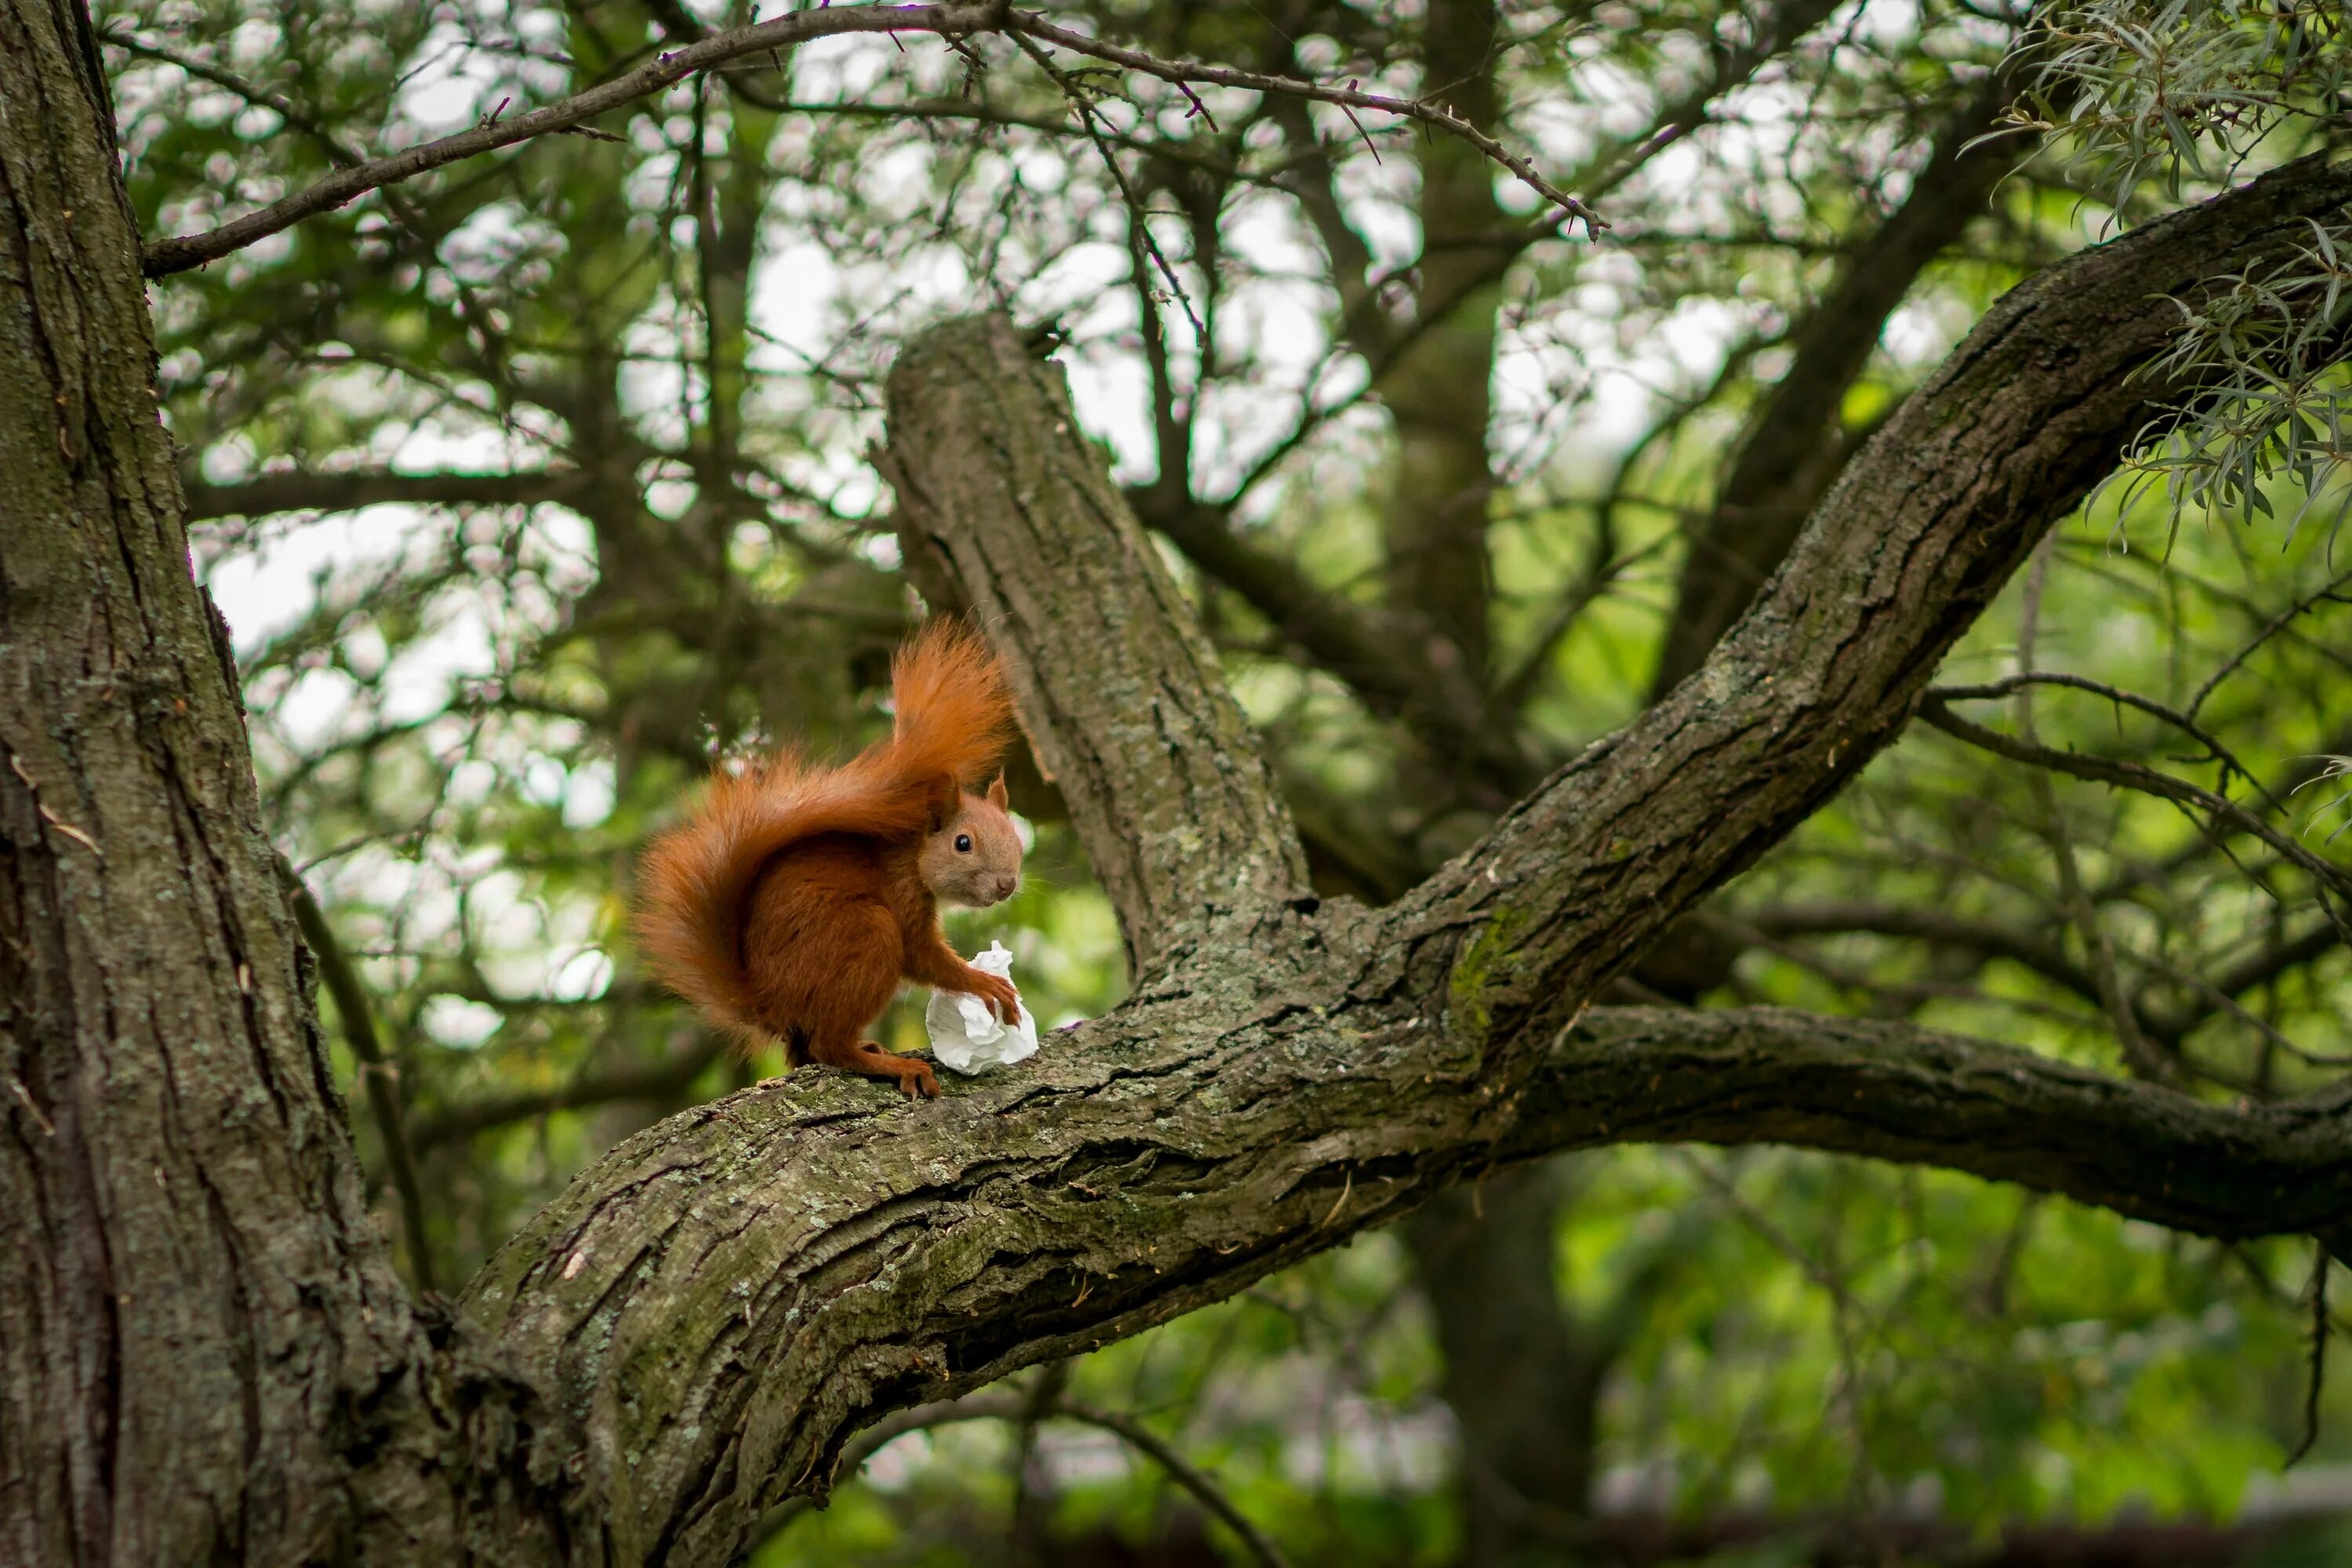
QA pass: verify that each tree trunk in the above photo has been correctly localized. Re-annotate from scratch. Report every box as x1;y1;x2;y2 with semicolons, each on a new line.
1402;1173;1603;1566
1377;0;1507;681
0;8;558;1562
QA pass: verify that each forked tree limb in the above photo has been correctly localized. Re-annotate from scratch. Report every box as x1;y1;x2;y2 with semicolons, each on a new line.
452;153;2352;1565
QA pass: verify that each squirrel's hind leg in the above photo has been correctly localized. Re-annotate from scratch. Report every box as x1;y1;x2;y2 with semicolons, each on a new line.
779;898;937;1097
803;1030;940;1099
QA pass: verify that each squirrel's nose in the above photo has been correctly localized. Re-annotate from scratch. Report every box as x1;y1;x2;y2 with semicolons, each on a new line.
994;873;1018;901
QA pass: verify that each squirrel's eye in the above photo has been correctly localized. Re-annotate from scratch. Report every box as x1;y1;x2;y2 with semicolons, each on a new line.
954;833;973;853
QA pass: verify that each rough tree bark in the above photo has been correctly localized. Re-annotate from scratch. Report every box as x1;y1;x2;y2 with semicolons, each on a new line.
6;1;2352;1555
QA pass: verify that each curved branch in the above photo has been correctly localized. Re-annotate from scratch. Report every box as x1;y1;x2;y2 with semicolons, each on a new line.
140;2;1009;278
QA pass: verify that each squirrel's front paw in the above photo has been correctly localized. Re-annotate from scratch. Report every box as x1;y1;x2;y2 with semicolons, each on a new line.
964;967;1021;1022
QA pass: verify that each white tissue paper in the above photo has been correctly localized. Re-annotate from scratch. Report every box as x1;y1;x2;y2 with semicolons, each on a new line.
924;940;1039;1075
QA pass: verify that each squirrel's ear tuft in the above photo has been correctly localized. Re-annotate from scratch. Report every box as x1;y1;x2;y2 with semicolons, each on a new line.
985;772;1008;811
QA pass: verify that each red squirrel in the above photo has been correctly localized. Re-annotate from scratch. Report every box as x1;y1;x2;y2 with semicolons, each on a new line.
633;621;1025;1099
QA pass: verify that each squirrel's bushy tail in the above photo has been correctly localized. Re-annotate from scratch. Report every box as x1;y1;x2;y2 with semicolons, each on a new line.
631;619;1016;1040
886;618;1015;792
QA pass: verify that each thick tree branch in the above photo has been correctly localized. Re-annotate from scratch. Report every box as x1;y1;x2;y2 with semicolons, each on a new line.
1392;149;2352;1081
460;988;2352;1563
1508;1007;2352;1243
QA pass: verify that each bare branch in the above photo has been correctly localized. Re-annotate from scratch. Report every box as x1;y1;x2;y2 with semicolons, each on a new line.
1918;696;2352;915
102;28;366;167
1929;670;2275;806
140;2;1010;278
1011;14;1604;235
136;2;1606;281
185;469;593;519
279;862;436;1293
406;1034;728;1153
756;1388;1290;1567
1048;1398;1292;1568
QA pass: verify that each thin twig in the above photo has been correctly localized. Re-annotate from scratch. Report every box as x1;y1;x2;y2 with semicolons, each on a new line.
1919;699;2352;935
278;857;437;1292
1011;13;1603;234
2014;542;2179;1087
141;0;1603;281
2188;566;2352;723
1930;670;2279;811
1011;29;1208;343
102;29;368;165
2288;1239;2331;1467
752;1389;1290;1567
1054;1397;1294;1568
